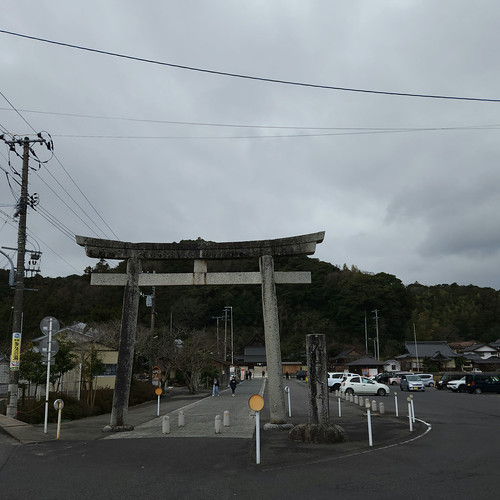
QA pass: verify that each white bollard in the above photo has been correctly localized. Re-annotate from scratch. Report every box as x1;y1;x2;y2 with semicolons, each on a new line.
354;395;359;405
285;386;292;417
410;395;415;423
223;410;230;427
359;396;364;407
255;411;261;464
365;399;373;447
379;402;385;415
372;400;377;412
162;415;170;434
407;398;413;432
394;392;399;417
178;410;185;427
338;398;342;417
215;415;222;434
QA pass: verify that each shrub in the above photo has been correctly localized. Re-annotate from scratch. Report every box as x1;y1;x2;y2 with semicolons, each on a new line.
16;381;157;424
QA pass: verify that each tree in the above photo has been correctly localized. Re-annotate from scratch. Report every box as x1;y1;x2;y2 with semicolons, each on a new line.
19;346;46;398
79;343;106;406
159;328;216;394
52;337;78;393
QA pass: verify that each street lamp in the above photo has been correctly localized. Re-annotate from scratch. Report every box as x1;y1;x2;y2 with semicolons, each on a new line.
224;306;233;365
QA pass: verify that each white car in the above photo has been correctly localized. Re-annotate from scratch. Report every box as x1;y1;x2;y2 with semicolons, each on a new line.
447;376;466;392
340;375;390;396
328;372;358;392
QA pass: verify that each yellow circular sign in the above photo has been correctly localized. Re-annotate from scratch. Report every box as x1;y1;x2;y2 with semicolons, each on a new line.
248;394;264;411
155;387;162;396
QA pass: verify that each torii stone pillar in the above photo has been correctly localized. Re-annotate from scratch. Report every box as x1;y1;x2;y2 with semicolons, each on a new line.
260;254;286;423
76;232;324;430
306;334;329;425
109;255;141;430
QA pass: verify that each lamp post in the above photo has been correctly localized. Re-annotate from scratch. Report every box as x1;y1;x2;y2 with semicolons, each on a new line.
224;306;233;365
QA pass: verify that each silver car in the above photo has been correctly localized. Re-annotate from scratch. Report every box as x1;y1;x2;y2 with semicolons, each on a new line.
418;373;435;387
400;374;425;392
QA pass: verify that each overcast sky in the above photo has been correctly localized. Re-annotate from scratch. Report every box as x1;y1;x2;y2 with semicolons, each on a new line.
1;1;500;289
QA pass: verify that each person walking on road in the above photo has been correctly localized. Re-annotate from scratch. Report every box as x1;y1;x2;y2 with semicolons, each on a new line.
212;377;220;396
229;376;237;397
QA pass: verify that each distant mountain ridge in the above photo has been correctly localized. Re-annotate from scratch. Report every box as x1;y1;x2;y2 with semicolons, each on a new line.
1;257;499;360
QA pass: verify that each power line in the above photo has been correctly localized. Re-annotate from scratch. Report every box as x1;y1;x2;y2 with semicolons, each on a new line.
0;90;119;241
34;168;108;239
0;89;37;133
33;204;76;241
7;106;494;132
49;124;500;140
1;29;499;103
52;152;120;240
3;106;500;138
25;226;81;274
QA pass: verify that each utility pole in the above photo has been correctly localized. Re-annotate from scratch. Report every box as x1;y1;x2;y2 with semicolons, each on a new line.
364;311;368;355
6;137;30;418
224;306;234;366
372;309;380;361
212;316;223;356
413;323;420;372
223;307;228;361
142;276;156;385
149;284;156;384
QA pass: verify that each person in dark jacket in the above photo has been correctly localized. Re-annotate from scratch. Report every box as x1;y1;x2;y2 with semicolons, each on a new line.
229;376;237;397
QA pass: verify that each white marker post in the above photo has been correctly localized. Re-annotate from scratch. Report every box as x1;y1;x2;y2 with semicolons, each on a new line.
394;392;399;417
407;397;413;432
366;398;373;447
53;399;64;440
43;317;53;434
410;395;415;423
338;397;342;417
249;394;265;465
285;386;292;417
155;387;162;417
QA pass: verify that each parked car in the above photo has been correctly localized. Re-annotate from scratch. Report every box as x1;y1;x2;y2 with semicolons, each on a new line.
327;372;358;392
418;374;435;387
400;374;425;392
447;376;466;392
375;371;408;385
296;370;307;381
340;375;390;396
436;372;466;390
388;372;413;385
465;373;500;394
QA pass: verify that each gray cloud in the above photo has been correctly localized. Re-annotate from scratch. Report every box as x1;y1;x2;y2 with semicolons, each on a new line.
1;1;500;288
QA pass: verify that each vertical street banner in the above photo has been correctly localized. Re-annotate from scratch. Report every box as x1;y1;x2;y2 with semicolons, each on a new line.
10;332;21;370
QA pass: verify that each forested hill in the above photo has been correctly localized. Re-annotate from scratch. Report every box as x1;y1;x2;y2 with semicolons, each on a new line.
1;256;500;360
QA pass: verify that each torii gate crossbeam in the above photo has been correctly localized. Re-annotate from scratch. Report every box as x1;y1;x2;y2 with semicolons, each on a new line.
76;232;324;431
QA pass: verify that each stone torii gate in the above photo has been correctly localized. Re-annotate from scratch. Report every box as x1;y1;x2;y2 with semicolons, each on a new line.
76;231;324;430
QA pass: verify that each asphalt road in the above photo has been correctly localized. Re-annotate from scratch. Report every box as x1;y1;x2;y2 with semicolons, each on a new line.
0;382;498;499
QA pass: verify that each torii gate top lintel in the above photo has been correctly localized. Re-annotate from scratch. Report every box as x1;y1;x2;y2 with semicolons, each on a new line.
75;231;325;260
